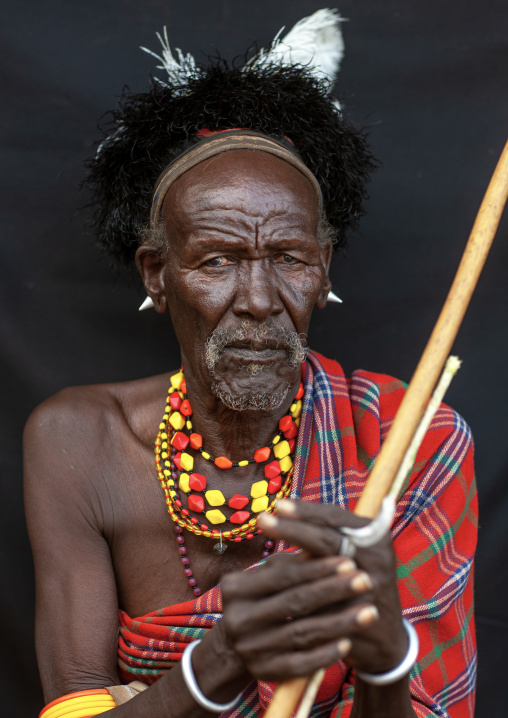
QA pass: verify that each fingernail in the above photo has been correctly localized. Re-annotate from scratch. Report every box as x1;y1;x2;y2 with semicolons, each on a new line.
351;572;373;592
337;638;352;657
356;605;379;626
258;513;278;528
336;559;356;575
276;499;296;515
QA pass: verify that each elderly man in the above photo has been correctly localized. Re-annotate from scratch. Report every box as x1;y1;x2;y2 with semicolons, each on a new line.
24;13;477;718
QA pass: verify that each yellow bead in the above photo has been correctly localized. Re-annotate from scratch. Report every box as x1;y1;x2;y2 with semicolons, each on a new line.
170;372;184;390
186;420;192;430
251;479;268;498
180;452;194;472
204;530;212;537
178;519;186;527
179;473;190;493
159;422;166;430
272;435;281;444
294;418;300;428
273;440;290;459
162;442;168;449
279;455;293;473
161;451;168;459
163;469;170;477
194;529;202;536
162;414;168;420
238;460;249;467
252;495;269;513
165;405;170;412
161;432;168;439
291;399;302;418
223;531;231;538
202;452;211;460
206;509;226;524
205;489;226;506
169;412;185;430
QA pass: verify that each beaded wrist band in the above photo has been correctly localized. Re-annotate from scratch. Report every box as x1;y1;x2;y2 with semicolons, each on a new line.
39;689;116;718
181;640;243;713
356;619;419;686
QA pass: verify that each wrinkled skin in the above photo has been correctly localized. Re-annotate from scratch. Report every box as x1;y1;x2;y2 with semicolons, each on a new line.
24;150;415;717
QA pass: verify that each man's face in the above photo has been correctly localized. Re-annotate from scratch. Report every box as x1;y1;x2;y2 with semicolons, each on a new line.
151;150;330;410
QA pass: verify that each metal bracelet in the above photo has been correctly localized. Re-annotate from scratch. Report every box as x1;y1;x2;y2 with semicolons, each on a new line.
356;619;419;686
181;639;243;713
338;497;396;558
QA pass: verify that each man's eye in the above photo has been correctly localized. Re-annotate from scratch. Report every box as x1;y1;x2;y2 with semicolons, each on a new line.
205;256;230;267
277;254;298;265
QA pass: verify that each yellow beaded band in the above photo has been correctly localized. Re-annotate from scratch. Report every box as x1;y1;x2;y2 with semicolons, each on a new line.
150;130;322;227
40;690;116;718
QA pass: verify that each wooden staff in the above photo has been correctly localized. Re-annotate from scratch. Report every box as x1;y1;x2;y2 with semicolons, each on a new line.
263;139;508;718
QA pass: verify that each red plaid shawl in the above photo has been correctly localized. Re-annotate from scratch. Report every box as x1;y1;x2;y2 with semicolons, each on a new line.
118;351;477;717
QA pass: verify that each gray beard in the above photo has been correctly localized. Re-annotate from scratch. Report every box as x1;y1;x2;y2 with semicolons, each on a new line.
204;320;307;411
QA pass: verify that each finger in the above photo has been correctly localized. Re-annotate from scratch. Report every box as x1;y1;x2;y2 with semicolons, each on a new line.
246;638;353;682
221;555;357;602
235;601;378;655
258;512;350;557
276;499;369;529
223;570;374;636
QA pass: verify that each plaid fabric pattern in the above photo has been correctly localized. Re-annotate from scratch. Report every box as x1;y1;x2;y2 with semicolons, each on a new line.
118;351;477;717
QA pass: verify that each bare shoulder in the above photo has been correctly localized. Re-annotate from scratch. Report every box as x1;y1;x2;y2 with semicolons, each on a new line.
24;372;171;451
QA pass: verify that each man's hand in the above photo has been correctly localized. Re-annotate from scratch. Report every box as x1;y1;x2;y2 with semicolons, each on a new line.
219;499;408;682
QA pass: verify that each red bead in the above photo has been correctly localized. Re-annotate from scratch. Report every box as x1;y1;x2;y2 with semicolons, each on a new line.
172;432;189;450
188;494;205;513
180;399;192;416
174;526;183;534
254;446;271;463
168;394;182;411
262;550;271;558
176;536;185;544
200;524;209;531
178;546;186;555
234;537;242;543
190;517;199;524
268;476;282;493
288;439;296;453
181;557;190;565
175;499;182;508
189;473;207;491
230;510;251;524
246;533;254;540
228;494;249;510
184;568;193;577
295;383;304;399
173;453;182;470
264;539;274;550
283;422;298;440
181;509;189;516
193;587;201;596
215;456;233;469
278;415;293;432
190;433;203;450
180;380;187;394
188;577;197;587
264;460;281;479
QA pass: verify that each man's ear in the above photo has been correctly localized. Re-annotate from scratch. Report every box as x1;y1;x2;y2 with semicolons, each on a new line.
135;244;168;314
315;242;333;310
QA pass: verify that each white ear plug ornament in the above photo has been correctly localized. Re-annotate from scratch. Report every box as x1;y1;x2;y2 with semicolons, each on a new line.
139;296;155;311
327;290;343;304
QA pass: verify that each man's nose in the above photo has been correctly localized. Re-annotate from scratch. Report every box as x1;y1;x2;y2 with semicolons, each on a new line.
232;260;284;319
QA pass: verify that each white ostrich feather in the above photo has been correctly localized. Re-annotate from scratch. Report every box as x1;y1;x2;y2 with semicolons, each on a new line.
245;9;345;88
140;26;197;87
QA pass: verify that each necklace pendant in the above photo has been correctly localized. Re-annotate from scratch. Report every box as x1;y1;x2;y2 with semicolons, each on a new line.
213;532;228;555
213;541;228;555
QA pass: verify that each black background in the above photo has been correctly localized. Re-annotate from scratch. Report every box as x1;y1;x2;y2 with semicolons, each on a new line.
1;1;507;715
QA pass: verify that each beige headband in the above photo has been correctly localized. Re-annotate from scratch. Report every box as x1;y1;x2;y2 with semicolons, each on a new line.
150;131;322;227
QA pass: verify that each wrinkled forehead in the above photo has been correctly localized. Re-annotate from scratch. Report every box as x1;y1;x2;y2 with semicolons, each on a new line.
161;150;321;230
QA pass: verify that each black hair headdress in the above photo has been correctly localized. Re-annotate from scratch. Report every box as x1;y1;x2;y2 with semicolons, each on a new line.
84;9;376;268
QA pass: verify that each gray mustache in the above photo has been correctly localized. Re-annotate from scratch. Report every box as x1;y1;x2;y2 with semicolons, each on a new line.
205;320;307;370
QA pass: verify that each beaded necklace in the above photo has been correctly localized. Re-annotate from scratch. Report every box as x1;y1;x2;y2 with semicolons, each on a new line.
154;370;302;595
